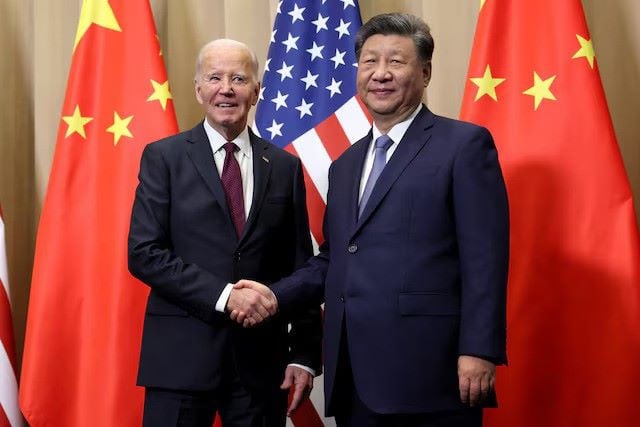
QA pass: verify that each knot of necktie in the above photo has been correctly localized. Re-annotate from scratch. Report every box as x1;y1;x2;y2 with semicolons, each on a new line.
374;134;393;151
223;141;239;154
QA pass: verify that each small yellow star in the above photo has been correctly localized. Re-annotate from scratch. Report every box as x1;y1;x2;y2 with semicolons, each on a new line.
572;34;595;69
106;112;134;145
74;0;122;51
62;105;93;139
522;71;557;110
480;0;487;9
147;79;173;111
470;65;506;101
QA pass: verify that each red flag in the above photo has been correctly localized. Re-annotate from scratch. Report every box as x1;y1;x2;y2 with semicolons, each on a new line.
19;0;178;425
460;1;640;426
0;205;21;426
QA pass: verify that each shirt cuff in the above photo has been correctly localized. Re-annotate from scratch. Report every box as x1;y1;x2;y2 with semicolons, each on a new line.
288;363;316;377
215;283;234;313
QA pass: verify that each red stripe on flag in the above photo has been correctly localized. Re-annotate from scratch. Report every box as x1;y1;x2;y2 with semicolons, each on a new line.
0;407;11;427
290;399;324;427
284;145;326;245
315;114;351;160
0;283;17;371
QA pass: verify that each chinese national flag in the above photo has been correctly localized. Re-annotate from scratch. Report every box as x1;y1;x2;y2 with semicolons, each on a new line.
460;1;640;426
19;0;178;425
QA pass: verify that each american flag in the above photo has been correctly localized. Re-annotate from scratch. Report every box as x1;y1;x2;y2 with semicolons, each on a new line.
0;204;21;427
254;1;369;425
255;0;371;253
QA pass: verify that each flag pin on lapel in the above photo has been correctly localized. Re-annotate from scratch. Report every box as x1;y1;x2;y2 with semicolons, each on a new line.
262;156;269;163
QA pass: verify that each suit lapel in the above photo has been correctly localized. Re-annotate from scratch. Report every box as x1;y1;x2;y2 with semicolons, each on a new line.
348;131;373;227
185;121;231;220
354;107;436;234
238;131;272;246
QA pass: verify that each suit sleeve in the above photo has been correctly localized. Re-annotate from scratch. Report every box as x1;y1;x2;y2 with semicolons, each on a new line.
271;162;333;312
453;127;509;364
285;158;323;373
128;143;227;324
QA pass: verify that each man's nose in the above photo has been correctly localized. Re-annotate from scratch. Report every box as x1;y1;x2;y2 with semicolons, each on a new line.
220;78;234;94
372;62;391;81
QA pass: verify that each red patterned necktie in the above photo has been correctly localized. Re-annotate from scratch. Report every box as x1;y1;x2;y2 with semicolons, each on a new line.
221;142;245;237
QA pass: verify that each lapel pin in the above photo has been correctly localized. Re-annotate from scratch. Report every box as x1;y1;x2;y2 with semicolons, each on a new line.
262;156;270;163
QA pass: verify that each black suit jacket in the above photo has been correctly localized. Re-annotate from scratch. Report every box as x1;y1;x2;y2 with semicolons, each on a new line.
273;106;509;414
128;122;321;394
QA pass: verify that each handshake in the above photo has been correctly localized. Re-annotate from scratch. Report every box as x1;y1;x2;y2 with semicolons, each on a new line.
225;280;278;327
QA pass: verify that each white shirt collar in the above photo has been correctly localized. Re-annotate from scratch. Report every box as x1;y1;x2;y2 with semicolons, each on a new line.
372;104;423;144
203;119;252;159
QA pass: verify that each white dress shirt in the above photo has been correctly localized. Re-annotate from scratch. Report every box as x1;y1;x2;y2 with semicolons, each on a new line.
204;121;314;375
204;119;254;217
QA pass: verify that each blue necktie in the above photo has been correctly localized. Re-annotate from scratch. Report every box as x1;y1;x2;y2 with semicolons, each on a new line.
359;134;393;217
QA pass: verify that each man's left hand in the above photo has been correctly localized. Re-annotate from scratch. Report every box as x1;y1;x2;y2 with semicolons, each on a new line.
458;355;495;407
280;365;314;416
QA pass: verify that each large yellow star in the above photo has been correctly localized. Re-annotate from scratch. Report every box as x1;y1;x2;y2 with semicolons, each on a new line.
74;0;122;51
106;112;134;145
470;65;505;101
62;105;93;139
522;71;557;110
147;79;173;111
572;34;595;69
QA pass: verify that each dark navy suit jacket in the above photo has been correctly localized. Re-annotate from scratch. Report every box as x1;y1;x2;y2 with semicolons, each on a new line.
273;106;509;415
128;122;321;395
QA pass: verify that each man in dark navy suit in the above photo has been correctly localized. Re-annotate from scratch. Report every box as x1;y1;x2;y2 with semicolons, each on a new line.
128;39;321;427
234;13;509;427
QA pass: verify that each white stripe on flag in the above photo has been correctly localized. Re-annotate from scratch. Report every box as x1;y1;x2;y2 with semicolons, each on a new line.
310;233;320;256
335;97;371;145
292;129;332;203
0;331;20;427
310;377;336;427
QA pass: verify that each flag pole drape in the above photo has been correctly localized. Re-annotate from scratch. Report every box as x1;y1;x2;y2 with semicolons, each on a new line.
460;1;640;426
19;0;178;425
254;1;365;425
1;205;21;427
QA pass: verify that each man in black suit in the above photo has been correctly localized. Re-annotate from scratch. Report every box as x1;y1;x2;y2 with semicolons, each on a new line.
233;14;509;427
128;38;321;427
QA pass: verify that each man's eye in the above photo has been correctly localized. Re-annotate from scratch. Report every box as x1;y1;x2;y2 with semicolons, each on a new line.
233;76;246;83
207;75;220;82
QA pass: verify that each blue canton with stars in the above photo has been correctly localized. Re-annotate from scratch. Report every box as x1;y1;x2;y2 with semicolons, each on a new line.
255;0;362;148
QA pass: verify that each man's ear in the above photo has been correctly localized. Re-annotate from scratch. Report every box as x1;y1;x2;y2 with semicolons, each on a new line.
252;81;261;106
194;79;204;105
423;61;432;87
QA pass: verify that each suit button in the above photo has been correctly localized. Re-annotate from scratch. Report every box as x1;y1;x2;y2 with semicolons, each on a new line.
234;252;241;261
339;294;345;302
347;243;358;253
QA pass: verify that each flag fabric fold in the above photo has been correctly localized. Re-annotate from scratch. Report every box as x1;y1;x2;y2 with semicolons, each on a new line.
1;204;21;427
460;1;640;426
19;0;178;425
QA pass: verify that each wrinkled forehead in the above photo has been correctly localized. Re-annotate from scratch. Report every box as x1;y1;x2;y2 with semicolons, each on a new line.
197;44;258;78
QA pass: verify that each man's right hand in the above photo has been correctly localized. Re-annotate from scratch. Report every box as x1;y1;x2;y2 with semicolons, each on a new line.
227;280;278;327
